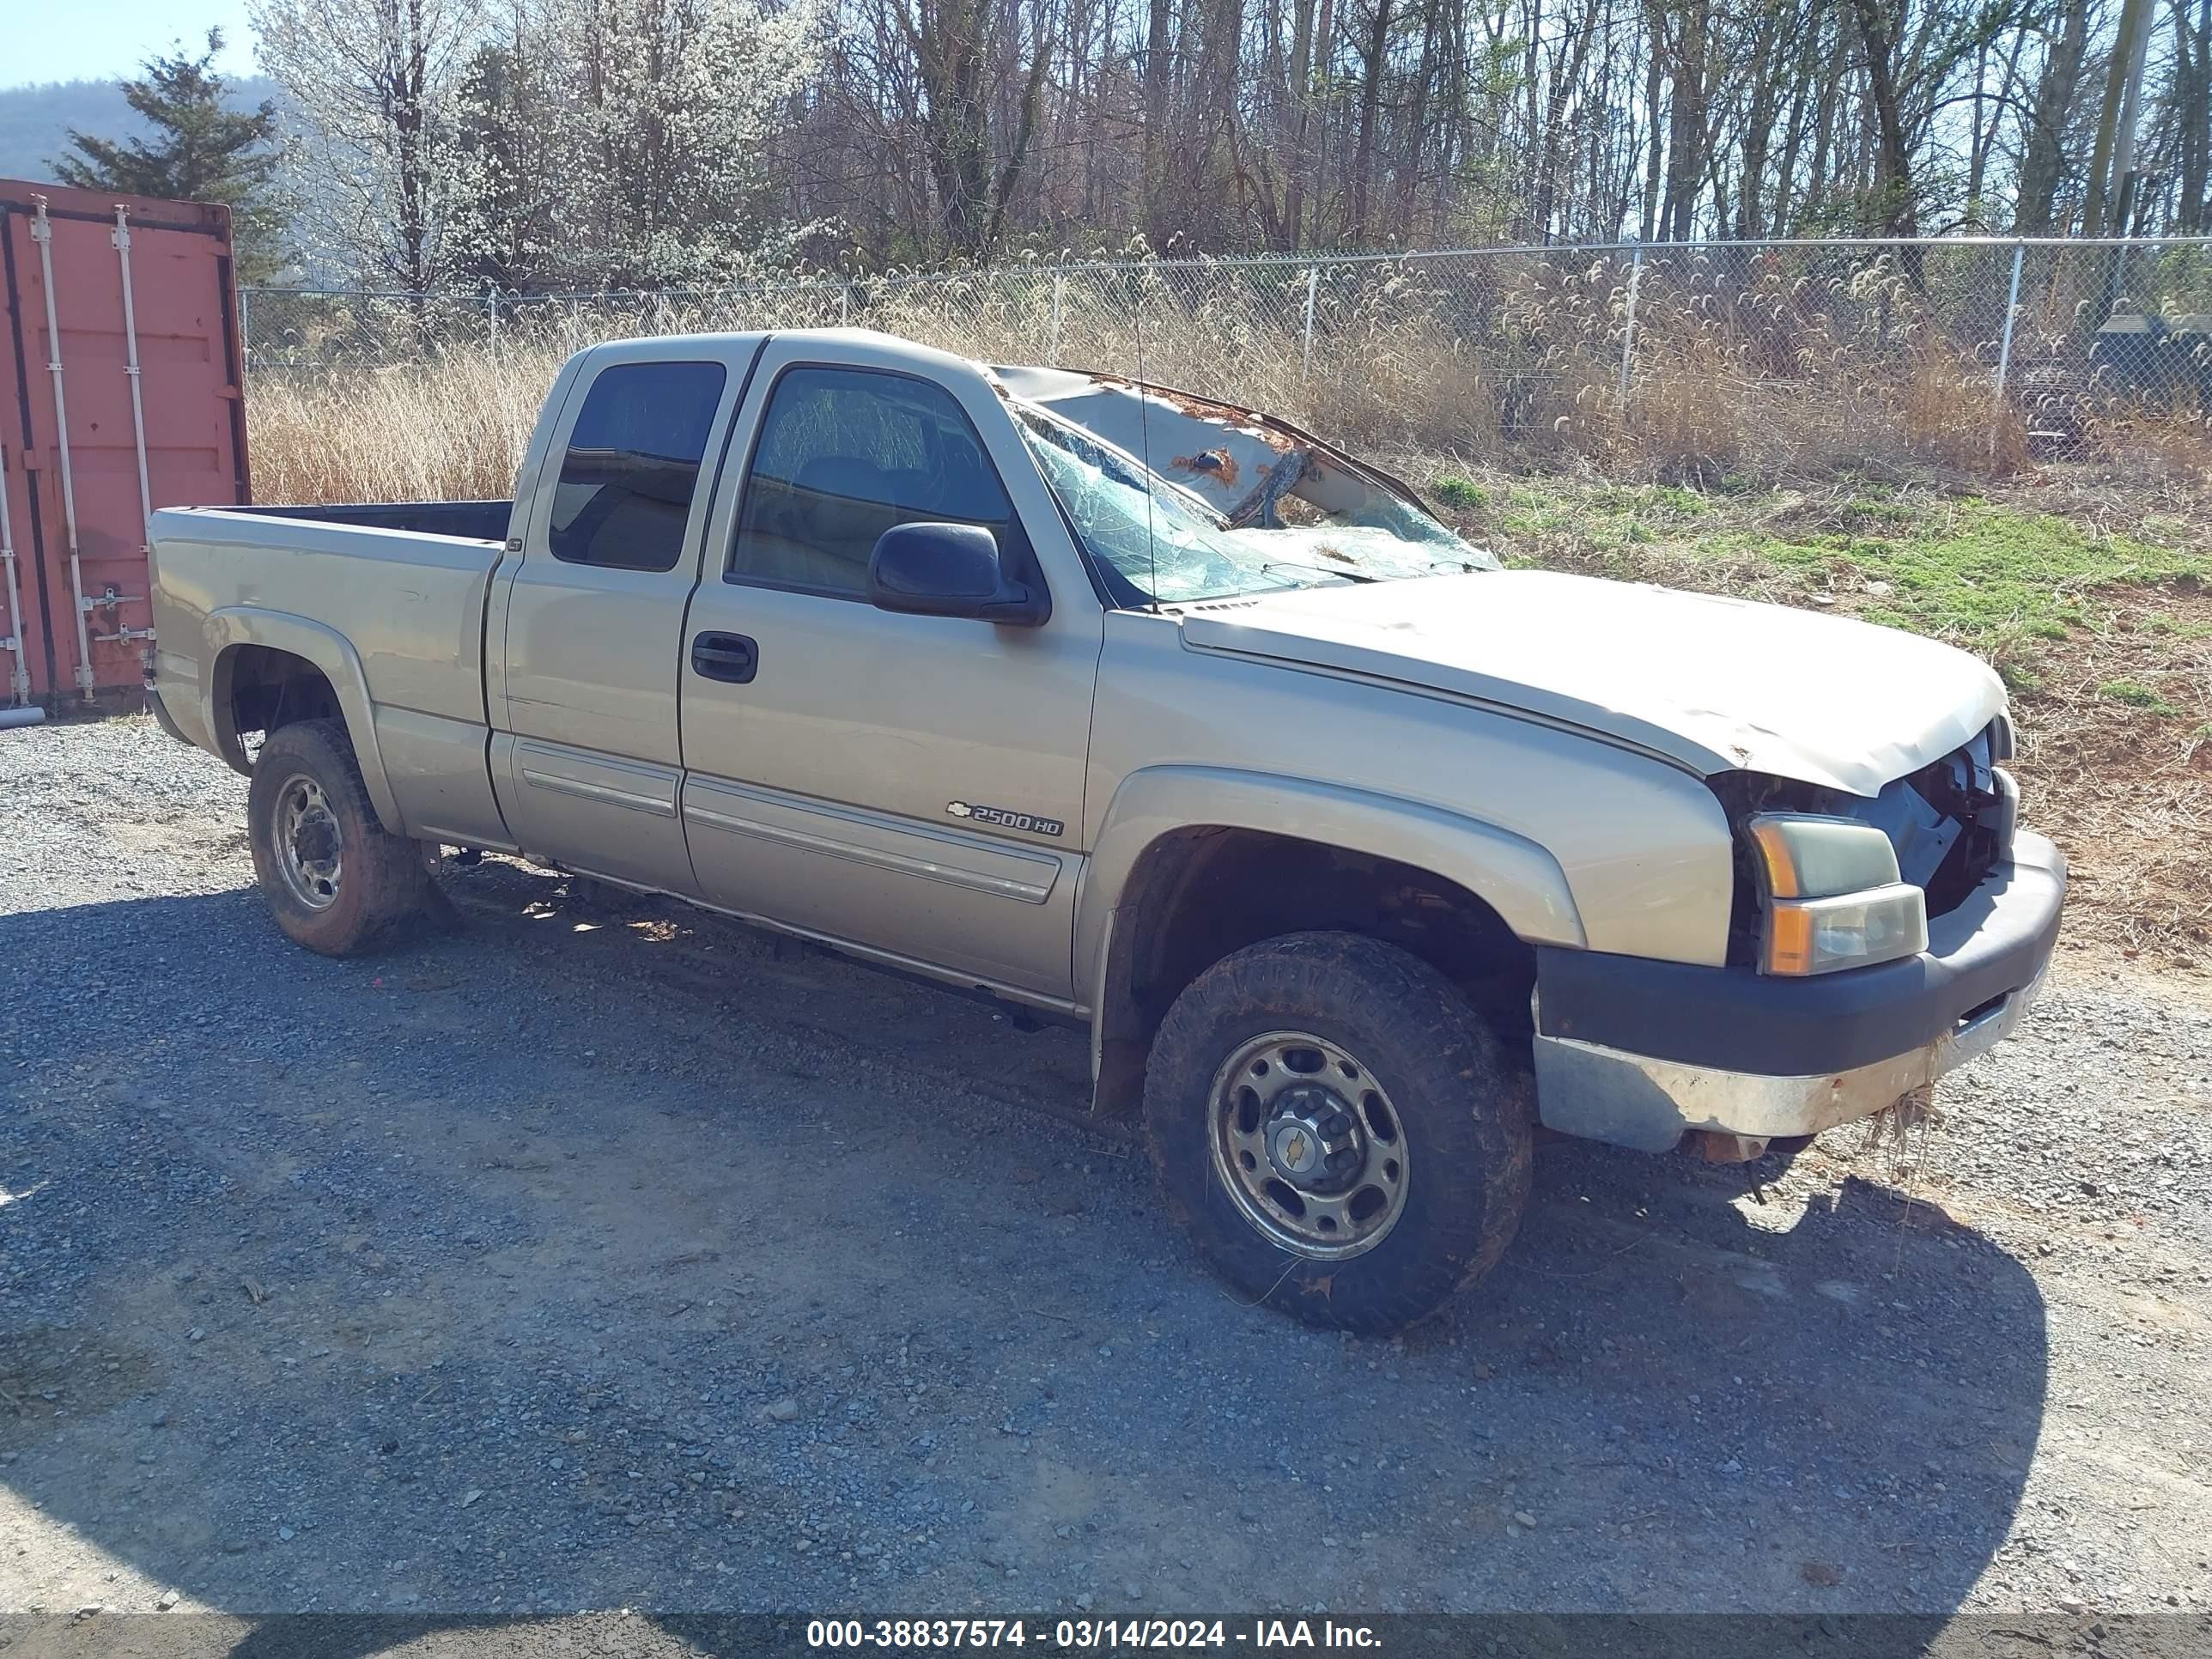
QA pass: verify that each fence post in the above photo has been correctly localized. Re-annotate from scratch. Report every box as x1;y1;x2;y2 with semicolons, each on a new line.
1301;265;1319;381
1617;244;1644;410
1050;274;1066;365
485;290;500;356
1990;240;2026;459
840;281;851;327
238;285;251;381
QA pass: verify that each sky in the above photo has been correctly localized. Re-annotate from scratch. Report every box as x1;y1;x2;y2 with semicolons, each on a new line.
5;0;259;89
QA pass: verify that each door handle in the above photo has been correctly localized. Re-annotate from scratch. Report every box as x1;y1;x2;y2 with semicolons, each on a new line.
691;631;758;684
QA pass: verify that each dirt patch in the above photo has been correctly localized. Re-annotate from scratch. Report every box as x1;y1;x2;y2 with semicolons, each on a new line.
2007;584;2212;962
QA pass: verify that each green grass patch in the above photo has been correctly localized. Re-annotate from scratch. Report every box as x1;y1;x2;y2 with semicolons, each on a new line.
2098;678;2181;716
2139;613;2212;639
1430;474;1487;511
1588;483;1709;520
1715;506;2212;647
1425;467;2212;674
1838;495;1921;528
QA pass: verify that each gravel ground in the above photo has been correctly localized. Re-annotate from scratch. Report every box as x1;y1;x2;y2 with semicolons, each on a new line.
2;716;2209;1632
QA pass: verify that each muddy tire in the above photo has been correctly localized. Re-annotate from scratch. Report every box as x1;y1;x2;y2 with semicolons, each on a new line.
1141;931;1532;1334
246;719;431;957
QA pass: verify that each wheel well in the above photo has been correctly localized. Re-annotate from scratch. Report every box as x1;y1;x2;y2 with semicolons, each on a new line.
215;646;343;771
1093;826;1537;1117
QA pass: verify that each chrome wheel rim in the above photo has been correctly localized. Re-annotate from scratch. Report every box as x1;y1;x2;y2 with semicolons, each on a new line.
1207;1030;1410;1260
274;774;343;910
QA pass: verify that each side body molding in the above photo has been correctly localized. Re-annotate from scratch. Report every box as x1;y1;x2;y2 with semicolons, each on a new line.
1075;763;1587;1032
203;607;403;832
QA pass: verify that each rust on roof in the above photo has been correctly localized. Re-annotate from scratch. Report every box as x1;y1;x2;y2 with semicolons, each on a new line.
1170;448;1243;488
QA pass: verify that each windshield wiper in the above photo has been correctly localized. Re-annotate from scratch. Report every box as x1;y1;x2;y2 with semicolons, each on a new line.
1259;559;1378;586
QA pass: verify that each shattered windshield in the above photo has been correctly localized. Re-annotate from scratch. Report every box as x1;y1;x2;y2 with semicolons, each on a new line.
1012;404;1497;607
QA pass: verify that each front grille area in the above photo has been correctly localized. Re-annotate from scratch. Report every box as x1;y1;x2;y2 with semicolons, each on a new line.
1712;720;2012;965
1851;724;2007;918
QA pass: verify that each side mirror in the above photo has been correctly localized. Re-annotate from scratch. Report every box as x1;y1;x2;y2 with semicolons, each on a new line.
866;522;1049;627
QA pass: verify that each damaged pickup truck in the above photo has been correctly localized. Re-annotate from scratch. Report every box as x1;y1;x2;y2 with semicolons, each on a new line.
147;329;2063;1333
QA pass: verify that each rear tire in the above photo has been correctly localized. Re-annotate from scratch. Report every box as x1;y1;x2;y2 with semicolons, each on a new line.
1141;931;1532;1334
247;718;431;957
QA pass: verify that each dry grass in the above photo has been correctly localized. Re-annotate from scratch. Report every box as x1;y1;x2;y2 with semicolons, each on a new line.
245;247;2212;502
1045;252;2101;486
250;350;556;503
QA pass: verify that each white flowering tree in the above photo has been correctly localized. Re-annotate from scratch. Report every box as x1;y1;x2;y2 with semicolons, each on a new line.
257;0;830;294
441;0;566;291
252;0;489;291
537;0;833;288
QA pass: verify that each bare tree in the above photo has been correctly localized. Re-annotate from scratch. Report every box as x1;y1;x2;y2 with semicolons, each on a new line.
254;0;2212;282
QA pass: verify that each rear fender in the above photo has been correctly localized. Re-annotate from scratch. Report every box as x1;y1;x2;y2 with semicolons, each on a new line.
205;608;403;834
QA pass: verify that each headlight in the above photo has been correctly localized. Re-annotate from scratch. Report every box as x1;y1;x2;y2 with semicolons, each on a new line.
1747;813;1928;975
1992;766;2020;852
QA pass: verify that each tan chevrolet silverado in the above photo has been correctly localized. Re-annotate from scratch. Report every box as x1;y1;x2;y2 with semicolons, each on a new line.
147;328;2065;1333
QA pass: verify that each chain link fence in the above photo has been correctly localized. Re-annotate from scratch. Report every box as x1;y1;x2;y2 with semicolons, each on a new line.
241;237;2212;477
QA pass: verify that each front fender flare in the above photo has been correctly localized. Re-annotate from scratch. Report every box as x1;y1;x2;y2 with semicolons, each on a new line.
1075;765;1586;1083
204;607;405;834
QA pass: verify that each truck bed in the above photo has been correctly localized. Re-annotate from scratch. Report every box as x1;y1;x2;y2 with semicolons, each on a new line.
149;504;507;762
226;500;514;543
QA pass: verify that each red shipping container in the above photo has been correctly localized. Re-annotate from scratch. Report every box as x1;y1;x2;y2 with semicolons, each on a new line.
1;178;250;708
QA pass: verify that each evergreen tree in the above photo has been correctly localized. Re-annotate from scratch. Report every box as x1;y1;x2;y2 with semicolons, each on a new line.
52;30;289;281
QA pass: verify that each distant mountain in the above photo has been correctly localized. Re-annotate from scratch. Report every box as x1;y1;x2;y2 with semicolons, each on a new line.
0;75;282;188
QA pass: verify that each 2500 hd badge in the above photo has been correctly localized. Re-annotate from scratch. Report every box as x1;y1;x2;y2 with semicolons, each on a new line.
946;800;1066;836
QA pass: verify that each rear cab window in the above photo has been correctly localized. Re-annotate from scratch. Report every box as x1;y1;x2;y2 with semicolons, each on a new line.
549;361;727;571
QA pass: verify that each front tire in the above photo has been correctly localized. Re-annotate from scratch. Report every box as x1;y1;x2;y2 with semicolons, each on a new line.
246;719;430;957
1141;931;1532;1334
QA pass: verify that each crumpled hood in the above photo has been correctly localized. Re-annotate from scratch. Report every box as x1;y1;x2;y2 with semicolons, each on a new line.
1176;570;2007;797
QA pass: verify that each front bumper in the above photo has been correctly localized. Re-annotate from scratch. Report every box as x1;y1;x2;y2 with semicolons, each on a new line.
1529;831;2066;1153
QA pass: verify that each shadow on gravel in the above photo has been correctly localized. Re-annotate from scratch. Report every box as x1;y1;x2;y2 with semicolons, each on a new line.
0;882;2048;1624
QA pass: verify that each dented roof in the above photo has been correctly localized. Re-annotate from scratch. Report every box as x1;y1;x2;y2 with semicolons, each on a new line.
990;363;1434;530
